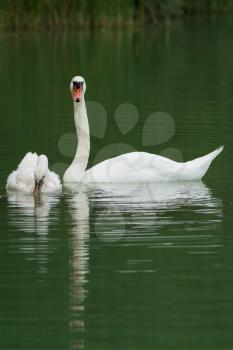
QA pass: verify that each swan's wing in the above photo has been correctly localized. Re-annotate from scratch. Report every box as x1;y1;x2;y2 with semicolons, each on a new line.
41;170;62;193
6;171;18;190
7;168;35;193
18;152;38;171
6;152;38;192
83;147;223;182
84;152;184;182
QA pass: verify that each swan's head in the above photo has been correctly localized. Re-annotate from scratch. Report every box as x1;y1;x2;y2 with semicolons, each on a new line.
70;76;86;103
33;155;48;196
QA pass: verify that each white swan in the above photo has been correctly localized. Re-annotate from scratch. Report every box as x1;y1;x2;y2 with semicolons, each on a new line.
63;76;223;183
6;152;61;194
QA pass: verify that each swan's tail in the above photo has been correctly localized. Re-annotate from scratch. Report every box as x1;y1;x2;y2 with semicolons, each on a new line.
182;146;224;180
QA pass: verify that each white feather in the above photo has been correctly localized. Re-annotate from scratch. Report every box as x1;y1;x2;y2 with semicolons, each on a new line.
41;170;62;193
6;152;38;193
35;155;48;181
83;146;224;182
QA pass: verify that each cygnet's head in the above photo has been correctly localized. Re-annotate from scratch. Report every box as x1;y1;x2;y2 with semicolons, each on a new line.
33;155;48;196
70;76;86;103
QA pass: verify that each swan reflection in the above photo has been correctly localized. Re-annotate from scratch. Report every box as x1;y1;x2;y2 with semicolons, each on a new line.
66;181;222;247
63;181;223;348
84;180;215;204
7;191;60;273
64;180;216;198
65;187;89;349
7;191;60;233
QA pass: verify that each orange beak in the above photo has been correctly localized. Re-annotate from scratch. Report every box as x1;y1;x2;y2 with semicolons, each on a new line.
72;85;83;102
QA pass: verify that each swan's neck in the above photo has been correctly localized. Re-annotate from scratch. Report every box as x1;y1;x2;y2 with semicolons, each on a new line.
64;100;90;182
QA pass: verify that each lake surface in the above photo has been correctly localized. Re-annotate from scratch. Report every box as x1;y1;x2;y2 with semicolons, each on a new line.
0;18;233;350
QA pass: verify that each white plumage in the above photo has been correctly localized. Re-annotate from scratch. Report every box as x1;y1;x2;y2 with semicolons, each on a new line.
83;146;224;182
40;166;61;193
6;152;38;193
6;152;61;193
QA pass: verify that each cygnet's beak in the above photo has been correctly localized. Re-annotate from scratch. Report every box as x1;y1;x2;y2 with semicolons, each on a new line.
33;179;43;196
72;82;83;102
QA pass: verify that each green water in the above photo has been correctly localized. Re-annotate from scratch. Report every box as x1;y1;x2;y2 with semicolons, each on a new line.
0;18;233;350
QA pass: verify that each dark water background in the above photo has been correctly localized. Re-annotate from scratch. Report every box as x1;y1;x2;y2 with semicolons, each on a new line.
0;18;232;350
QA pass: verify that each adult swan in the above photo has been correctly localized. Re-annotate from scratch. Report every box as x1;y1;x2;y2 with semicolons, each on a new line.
63;76;223;183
